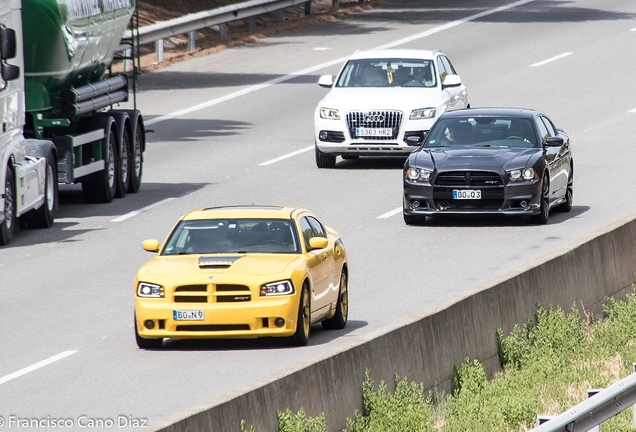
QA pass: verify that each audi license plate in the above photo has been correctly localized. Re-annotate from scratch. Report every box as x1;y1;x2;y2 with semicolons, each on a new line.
453;189;482;199
356;127;392;137
173;310;204;321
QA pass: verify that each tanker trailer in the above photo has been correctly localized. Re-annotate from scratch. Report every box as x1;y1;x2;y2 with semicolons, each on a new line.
0;0;146;245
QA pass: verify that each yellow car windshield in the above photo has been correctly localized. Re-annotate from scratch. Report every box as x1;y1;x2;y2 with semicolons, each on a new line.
162;219;300;255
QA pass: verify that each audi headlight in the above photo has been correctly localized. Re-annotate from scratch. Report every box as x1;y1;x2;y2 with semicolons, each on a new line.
405;166;432;183
410;108;436;120
507;168;536;182
137;282;164;298
320;108;340;120
260;280;294;296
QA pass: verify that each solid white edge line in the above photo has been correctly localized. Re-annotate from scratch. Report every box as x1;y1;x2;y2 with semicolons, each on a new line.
378;207;402;219
111;197;177;222
0;351;77;386
258;146;314;166
529;52;573;67
145;0;538;128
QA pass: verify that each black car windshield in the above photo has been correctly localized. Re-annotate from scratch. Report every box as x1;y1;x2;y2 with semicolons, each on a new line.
335;59;437;88
161;219;301;255
423;117;538;148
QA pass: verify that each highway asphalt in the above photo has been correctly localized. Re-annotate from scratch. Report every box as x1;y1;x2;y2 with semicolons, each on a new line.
1;0;635;430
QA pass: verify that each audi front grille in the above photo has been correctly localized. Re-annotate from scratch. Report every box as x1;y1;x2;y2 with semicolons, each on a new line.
345;110;403;141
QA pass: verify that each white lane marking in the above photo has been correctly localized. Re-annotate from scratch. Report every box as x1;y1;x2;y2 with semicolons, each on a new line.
378;207;402;219
258;146;313;166
312;47;331;51
0;351;77;386
145;0;538;127
630;27;636;32
629;108;636;113
530;52;573;67
110;197;177;222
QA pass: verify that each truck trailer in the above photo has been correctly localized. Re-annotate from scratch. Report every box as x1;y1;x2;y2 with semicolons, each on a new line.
0;0;145;245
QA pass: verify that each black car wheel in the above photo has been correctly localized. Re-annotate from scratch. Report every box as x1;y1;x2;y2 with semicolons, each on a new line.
288;284;310;346
404;212;426;225
135;316;163;349
555;167;573;213
532;173;550;225
322;270;348;330
315;145;336;169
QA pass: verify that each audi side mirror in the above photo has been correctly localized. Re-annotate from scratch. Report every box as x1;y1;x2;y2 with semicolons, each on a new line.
318;75;334;88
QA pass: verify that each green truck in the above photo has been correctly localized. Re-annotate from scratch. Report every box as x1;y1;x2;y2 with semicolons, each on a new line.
0;0;146;245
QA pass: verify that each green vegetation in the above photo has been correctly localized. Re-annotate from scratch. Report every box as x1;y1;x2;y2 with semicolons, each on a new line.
241;288;636;431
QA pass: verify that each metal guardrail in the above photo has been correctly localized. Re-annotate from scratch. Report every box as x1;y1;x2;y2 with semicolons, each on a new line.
123;0;363;62
530;368;636;432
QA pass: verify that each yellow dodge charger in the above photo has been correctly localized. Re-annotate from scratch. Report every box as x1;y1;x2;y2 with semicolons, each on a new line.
133;205;349;349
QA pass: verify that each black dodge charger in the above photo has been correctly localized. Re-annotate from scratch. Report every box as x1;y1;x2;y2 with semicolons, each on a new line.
403;108;573;225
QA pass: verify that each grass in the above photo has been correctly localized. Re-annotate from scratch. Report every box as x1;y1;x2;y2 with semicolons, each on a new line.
241;286;636;431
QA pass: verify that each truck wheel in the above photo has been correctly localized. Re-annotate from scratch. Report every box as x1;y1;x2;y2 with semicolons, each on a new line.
0;167;15;245
28;154;57;228
128;121;143;193
82;127;117;203
115;129;130;198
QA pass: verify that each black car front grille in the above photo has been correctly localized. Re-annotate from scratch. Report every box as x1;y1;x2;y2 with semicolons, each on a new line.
346;110;403;140
432;171;505;210
434;171;503;187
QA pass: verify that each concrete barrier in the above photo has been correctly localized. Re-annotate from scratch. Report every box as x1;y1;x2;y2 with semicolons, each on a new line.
146;211;636;432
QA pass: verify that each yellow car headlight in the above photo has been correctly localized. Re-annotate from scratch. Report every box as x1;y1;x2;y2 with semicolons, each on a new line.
137;282;164;298
260;280;294;296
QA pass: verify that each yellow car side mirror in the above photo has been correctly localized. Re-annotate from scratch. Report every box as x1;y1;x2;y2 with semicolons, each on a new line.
308;237;328;250
142;239;160;253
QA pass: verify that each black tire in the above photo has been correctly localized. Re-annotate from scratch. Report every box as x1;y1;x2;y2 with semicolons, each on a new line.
288;284;310;346
315;145;336;169
404;212;425;225
0;167;16;246
135;316;163;349
128;120;144;193
115;127;130;198
28;154;57;228
322;270;348;330
555;167;573;213
532;173;550;225
81;124;117;203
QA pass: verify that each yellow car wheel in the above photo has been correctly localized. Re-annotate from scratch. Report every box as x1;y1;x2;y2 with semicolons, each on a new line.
322;270;348;330
135;315;163;349
289;284;310;346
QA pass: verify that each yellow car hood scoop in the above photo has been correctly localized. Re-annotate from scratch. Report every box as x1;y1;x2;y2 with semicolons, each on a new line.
198;256;242;268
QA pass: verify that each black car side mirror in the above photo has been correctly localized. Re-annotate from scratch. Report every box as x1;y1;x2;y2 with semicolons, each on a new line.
544;136;564;147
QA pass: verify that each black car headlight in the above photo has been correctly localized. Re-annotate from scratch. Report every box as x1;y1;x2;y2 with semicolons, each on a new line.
507;168;536;182
405;167;432;184
260;280;294;296
137;282;164;298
